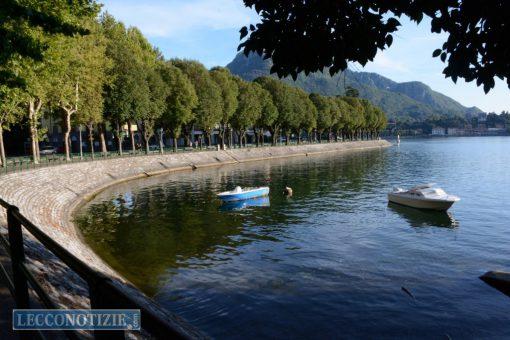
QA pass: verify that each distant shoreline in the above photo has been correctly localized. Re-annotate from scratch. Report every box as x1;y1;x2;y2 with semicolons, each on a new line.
385;134;509;140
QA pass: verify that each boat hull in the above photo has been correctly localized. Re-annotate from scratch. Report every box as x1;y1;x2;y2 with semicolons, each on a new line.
220;196;270;211
218;187;270;202
387;193;456;211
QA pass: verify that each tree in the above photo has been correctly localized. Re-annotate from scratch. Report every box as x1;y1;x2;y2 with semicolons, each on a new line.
0;0;98;87
310;93;334;142
335;97;353;140
101;14;156;155
342;97;365;140
0;86;23;167
138;67;168;154
331;98;346;141
374;107;388;137
159;62;198;152
48;18;107;160
173;60;222;146
14;42;54;163
239;1;510;93
360;99;379;139
125;27;158;153
210;67;238;149
253;83;278;146
293;88;317;144
231;79;261;147
254;76;294;145
345;86;360;98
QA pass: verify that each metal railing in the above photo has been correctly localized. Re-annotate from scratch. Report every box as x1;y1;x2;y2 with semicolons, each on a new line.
0;198;204;339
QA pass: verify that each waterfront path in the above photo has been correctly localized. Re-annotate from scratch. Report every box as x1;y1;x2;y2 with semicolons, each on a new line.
0;140;391;330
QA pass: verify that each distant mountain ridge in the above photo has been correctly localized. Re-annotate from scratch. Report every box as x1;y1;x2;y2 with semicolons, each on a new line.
226;53;482;121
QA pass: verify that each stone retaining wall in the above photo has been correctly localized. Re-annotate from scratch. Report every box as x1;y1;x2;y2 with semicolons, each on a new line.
0;140;390;320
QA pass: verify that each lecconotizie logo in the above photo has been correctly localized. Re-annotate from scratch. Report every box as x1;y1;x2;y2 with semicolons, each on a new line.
13;309;140;330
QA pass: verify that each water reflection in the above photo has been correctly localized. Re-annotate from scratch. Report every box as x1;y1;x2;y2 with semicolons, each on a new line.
388;202;459;228
74;138;510;339
219;196;270;211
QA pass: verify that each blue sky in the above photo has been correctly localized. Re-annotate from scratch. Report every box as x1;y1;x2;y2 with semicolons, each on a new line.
100;0;509;113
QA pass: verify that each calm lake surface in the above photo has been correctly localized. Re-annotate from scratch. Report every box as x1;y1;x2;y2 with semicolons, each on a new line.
76;137;510;339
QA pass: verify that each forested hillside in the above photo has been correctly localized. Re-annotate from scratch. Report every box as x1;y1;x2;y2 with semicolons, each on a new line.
227;53;482;122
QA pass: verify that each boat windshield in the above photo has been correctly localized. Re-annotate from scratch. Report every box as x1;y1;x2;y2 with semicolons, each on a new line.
421;188;446;196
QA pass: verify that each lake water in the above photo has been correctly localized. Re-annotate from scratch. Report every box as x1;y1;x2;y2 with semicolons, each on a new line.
76;137;510;339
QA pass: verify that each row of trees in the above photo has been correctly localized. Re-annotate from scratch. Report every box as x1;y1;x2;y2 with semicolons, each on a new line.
0;6;387;167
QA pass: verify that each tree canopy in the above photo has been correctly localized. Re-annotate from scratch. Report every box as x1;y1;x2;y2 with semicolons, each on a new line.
0;3;388;165
0;0;99;87
239;1;510;93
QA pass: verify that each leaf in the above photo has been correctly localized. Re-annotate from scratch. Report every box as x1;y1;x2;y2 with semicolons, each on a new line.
240;26;248;40
432;49;442;58
385;34;393;47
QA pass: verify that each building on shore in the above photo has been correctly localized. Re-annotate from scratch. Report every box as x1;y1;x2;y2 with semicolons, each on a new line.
431;127;446;136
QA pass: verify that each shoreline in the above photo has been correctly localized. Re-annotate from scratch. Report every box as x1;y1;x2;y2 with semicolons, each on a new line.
0;140;391;316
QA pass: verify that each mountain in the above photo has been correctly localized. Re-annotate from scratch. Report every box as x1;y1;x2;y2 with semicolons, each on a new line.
227;53;483;121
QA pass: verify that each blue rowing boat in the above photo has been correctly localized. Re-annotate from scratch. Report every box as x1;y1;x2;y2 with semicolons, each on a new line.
219;196;270;211
217;186;270;202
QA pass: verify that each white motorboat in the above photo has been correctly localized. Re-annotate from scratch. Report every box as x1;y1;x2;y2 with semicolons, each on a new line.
388;184;460;211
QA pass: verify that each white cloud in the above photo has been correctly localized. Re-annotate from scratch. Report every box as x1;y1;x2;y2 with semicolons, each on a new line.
102;0;259;38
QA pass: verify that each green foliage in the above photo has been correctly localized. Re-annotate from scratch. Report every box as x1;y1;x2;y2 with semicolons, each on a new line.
227;53;481;123
253;83;278;130
0;5;389;161
310;93;335;133
231;78;261;133
139;67;168;141
0;86;23;123
254;76;294;134
240;1;510;92
0;0;99;87
292;87;317;134
345;86;359;98
210;67;238;125
173;60;222;136
159;62;198;138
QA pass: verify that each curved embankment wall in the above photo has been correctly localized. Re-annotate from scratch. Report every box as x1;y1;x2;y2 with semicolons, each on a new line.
0;140;390;310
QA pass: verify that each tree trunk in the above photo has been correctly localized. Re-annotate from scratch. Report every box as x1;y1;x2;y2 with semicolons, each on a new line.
145;135;150;155
260;128;264;147
297;130;301;145
99;123;107;156
207;132;212;147
88;123;95;160
285;132;290;145
219;124;226;150
229;127;233;149
64;110;72;161
79;125;83;159
28;99;42;164
159;130;164;154
0;125;5;168
173;136;178;152
129;121;136;153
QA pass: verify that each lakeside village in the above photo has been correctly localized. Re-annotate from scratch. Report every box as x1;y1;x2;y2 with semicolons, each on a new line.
388;111;510;137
